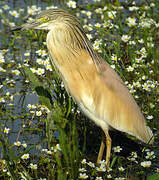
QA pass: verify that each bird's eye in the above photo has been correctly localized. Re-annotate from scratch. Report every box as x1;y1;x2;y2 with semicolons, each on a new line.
38;17;49;23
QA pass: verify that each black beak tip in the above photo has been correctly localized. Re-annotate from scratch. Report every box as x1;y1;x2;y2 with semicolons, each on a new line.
11;27;22;32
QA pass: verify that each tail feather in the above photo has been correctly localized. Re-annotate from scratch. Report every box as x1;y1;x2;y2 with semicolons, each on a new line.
138;125;154;144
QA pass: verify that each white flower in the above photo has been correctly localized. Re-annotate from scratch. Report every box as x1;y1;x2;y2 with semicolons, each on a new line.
9;10;20;18
12;70;20;75
4;127;10;134
96;165;106;172
121;35;131;42
36;111;42;116
81;159;87;164
27;104;36;109
146;115;153;120
142;83;150;91
87;161;95;168
127;17;136;27
129;6;139;11
36;68;45;75
27;5;41;15
111;54;118;62
67;1;77;9
36;58;44;65
98;160;106;166
118;166;125;172
41;149;48;153
0;57;5;63
21;153;30;160
141;161;151;167
30;68;36;73
86;11;92;18
138;39;144;44
22;143;27;148
79;168;86;172
107;174;112;178
95;8;103;14
96;177;103;180
86;34;93;40
24;52;30;56
95;23;101;28
47;150;52;155
54;144;61;152
146;151;155;159
131;152;137;158
0;67;6;72
0;97;5;103
36;49;47;57
139;18;155;28
2;5;10;10
127;66;134;72
108;11;116;19
45;65;52;71
129;41;136;45
113;146;122;152
30;163;37;169
79;173;88;179
111;65;115;69
14;141;21;147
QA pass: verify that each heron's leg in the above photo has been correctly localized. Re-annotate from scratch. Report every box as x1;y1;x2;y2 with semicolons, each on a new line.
103;129;112;168
97;132;105;163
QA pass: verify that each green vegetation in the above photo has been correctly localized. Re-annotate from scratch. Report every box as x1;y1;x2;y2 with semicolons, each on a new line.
0;0;159;179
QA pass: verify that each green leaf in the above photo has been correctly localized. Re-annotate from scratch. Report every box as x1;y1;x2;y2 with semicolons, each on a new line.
23;66;53;110
147;173;159;180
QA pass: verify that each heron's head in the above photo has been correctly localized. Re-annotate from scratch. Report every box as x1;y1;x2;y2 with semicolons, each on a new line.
13;8;99;65
18;9;82;31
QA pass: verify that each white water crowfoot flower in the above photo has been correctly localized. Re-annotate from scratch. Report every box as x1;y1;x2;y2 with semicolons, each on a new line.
21;153;30;160
95;177;103;180
0;67;6;72
118;166;125;172
115;178;125;180
79;168;86;172
4;127;10;134
126;17;137;27
36;68;45;76
107;11;117;19
107;174;112;178
36;58;44;65
146;151;156;159
27;104;36;110
79;173;88;179
113;146;122;153
14;141;21;147
96;165;106;172
9;10;20;18
54;144;61;152
141;161;151;168
22;143;27;148
27;5;41;16
98;160;106;167
81;159;87;164
36;110;42;116
121;35;131;42
127;66;134;72
2;5;10;10
12;70;20;76
36;49;47;57
111;54;120;62
67;1;77;9
87;161;95;168
30;163;37;170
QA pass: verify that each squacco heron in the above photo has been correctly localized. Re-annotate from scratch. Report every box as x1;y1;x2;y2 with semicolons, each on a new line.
15;9;154;167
